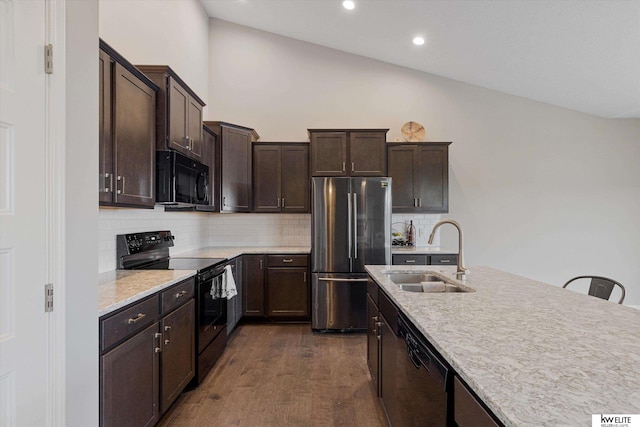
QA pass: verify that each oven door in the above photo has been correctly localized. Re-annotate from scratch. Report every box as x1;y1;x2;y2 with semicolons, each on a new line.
198;273;227;353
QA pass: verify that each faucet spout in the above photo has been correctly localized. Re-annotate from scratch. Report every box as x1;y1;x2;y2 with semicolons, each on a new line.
428;219;468;277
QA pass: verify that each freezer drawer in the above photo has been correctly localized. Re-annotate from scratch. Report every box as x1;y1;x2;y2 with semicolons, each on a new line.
312;273;368;331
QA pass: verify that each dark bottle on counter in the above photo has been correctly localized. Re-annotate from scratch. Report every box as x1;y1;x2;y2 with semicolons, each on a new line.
407;220;415;246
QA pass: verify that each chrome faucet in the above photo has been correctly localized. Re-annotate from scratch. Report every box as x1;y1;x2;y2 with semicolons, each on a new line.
428;219;469;278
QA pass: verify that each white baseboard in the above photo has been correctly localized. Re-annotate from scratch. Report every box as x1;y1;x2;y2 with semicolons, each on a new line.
628;305;640;310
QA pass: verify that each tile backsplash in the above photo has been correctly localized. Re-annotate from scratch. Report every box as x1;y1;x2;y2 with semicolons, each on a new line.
99;208;439;272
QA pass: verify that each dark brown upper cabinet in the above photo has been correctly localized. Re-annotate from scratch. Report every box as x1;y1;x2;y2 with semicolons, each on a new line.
308;129;388;177
387;142;451;213
253;143;310;213
204;121;259;213
202;124;219;212
136;65;206;162
99;40;158;209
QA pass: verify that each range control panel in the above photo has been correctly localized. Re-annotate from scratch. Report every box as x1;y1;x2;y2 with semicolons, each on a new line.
117;231;175;255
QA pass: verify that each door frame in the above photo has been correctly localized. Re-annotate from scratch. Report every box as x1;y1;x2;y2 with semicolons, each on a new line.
45;0;66;424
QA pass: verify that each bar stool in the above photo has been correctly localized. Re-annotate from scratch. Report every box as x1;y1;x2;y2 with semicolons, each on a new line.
562;276;626;304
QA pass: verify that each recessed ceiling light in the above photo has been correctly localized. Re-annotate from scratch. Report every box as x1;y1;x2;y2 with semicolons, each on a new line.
342;1;355;10
412;36;425;46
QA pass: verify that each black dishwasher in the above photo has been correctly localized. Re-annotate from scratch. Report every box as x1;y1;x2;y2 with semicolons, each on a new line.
391;313;451;427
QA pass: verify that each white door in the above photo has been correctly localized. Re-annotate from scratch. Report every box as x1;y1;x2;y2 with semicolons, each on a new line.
0;0;50;425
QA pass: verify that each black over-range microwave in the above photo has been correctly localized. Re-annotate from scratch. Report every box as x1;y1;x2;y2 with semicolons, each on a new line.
156;150;211;207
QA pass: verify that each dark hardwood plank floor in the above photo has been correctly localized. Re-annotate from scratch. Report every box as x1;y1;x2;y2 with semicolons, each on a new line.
158;324;387;427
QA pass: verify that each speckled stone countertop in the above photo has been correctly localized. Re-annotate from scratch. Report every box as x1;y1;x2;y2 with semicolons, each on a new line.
391;245;458;254
175;246;310;259
366;265;640;427
99;270;196;317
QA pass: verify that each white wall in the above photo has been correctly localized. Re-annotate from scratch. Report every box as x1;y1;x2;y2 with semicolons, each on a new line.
99;0;210;114
208;19;640;305
65;0;99;425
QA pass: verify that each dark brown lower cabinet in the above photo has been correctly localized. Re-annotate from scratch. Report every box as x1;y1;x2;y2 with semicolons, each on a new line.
100;278;196;427
243;255;266;317
101;322;160;427
454;377;500;427
366;293;380;392
266;267;309;318
160;299;195;412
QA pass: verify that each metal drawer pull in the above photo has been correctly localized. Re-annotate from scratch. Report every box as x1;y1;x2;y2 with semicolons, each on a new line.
175;290;188;299
342;162;346;172
351;162;355;172
154;332;162;353
127;313;146;324
282;259;294;263
303;272;307;282
405;259;416;263
439;260;451;263
164;326;171;345
277;198;280;208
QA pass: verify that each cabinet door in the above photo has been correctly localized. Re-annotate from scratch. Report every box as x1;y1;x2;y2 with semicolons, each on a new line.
243;255;265;317
387;145;418;212
310;132;347;176
101;322;160;427
416;145;449;213
168;77;189;155
99;50;113;204
221;127;252;212
233;257;243;326
366;294;380;394
454;377;500;427
349;131;386;176
203;127;217;211
187;97;203;159
161;299;195;412
281;145;310;213
267;267;309;318
253;145;281;213
113;62;156;207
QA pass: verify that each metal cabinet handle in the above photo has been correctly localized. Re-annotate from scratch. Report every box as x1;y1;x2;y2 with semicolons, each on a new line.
439;259;451;263
104;173;113;193
351;162;355;172
418;198;421;207
342;161;346;172
154;332;162;353
223;196;226;207
413;198;417;207
277;198;280;208
164;325;171;345
259;259;263;270
405;259;416;263
127;312;146;324
282;259;293;263
282;198;285;208
175;290;187;299
185;136;190;149
116;176;122;194
303;272;307;282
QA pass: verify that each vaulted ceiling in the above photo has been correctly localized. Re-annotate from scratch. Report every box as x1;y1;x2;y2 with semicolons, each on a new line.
201;0;640;119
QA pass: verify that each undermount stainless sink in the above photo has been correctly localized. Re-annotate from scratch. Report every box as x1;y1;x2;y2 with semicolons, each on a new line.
384;272;475;293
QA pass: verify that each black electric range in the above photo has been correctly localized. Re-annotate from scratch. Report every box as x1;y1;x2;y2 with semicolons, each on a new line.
116;231;229;386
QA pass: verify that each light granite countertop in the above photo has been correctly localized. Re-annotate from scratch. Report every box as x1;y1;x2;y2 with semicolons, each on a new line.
365;265;640;427
99;269;196;317
175;246;310;259
391;245;458;254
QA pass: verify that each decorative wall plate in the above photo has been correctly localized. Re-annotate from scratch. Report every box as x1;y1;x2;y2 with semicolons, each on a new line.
400;121;426;142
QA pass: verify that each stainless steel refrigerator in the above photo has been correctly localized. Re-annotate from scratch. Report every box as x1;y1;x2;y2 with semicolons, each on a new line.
311;177;391;331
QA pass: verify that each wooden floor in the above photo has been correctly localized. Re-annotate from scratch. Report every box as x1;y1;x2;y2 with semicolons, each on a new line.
158;323;387;427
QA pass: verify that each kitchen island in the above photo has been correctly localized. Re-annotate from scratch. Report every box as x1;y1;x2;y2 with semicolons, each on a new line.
366;265;640;427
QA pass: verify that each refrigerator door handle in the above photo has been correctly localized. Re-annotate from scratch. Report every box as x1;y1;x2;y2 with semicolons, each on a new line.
353;192;358;259
347;192;352;259
318;277;368;282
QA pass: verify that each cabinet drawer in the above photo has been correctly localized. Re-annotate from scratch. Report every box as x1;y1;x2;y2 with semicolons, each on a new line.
454;376;500;427
161;277;195;315
101;295;159;352
267;254;308;267
430;254;459;265
378;290;398;334
392;254;428;265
